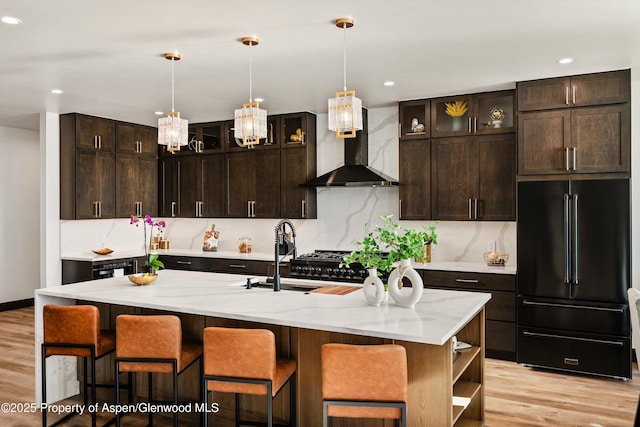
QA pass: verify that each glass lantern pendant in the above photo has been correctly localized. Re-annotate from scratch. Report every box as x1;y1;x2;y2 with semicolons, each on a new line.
328;17;363;139
158;52;188;153
234;36;267;148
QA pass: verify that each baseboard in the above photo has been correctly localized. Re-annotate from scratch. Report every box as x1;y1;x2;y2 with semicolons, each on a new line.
0;298;34;312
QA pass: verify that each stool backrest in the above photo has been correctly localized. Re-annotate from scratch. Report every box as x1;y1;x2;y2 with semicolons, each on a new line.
44;305;100;355
321;343;408;403
116;314;181;361
203;327;276;381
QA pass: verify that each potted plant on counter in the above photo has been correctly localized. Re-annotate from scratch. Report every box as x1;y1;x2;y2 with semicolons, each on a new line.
416;223;438;263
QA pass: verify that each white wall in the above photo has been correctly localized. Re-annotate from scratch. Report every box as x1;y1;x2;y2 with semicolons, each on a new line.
60;106;517;264
0;126;40;303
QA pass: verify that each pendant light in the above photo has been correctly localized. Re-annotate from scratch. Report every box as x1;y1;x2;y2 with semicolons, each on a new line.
328;17;363;139
158;52;188;153
234;36;267;148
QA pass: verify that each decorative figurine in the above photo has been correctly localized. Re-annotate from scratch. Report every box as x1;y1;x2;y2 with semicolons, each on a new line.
411;118;425;133
489;106;505;128
289;128;304;143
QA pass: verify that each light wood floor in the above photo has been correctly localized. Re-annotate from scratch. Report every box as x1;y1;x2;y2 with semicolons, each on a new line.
1;307;639;426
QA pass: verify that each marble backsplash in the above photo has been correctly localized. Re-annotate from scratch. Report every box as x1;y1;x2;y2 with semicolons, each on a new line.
60;106;516;265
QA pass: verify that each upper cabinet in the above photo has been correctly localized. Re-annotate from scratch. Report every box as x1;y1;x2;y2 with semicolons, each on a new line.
116;122;158;155
517;69;630;177
399;99;430;140
517;69;630;111
73;114;116;151
431;90;515;138
399;138;431;220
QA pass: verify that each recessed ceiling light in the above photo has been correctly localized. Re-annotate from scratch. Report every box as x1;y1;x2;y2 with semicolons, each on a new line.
50;89;63;94
383;81;395;87
557;57;575;65
254;97;264;103
154;111;164;116
1;16;22;25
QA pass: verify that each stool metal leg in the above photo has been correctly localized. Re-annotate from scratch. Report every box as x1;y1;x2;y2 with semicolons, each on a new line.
173;362;178;427
148;372;153;427
41;345;47;427
114;360;120;427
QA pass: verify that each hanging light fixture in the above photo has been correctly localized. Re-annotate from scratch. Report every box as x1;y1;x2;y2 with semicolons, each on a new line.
328;17;363;139
158;52;188;153
234;36;267;148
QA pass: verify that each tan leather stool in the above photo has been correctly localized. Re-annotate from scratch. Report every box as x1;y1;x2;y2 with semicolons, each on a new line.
42;304;116;427
114;314;202;427
321;343;408;427
201;326;297;427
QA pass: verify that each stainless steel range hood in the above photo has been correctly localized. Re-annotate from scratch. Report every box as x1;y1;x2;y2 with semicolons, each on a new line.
303;109;399;187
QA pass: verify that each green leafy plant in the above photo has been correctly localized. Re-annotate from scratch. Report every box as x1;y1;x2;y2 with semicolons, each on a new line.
342;231;393;275
375;215;433;263
130;215;166;273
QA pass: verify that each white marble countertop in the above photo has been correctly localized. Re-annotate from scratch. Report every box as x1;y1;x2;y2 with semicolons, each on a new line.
62;250;516;274
36;270;490;346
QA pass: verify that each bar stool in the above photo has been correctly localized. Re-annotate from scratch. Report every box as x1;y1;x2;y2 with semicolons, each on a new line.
114;314;203;427
201;326;297;427
321;343;408;427
42;304;116;427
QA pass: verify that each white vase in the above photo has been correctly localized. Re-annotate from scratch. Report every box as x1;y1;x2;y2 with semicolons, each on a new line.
387;259;424;309
362;268;386;307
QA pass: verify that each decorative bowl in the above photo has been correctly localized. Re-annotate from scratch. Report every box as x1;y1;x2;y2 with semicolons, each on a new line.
92;248;113;255
128;273;158;286
483;252;509;267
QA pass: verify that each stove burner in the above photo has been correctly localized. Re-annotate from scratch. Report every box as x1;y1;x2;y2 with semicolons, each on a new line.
289;250;388;283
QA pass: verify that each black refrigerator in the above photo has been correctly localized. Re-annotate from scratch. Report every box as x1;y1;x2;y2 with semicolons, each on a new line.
517;179;631;379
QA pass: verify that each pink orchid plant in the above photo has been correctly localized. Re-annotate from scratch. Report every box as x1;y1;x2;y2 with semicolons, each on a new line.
130;214;166;273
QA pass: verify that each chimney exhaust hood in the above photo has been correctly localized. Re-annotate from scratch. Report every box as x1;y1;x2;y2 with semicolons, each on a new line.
303;110;398;187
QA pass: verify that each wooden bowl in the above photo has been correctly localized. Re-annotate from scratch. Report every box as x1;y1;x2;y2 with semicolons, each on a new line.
92;248;113;255
128;273;158;286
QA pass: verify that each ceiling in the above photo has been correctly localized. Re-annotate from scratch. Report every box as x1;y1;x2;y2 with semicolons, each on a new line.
1;0;638;131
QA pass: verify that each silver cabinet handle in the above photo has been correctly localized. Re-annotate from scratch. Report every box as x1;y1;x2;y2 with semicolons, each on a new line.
474;117;478;133
398;122;402;138
522;300;624;313
572;147;577;171
201;201;204;217
301;200;306;218
468;198;473;219
195;202;199;217
176;260;192;265
247;200;252;218
229;264;246;269
474;198;478;219
455;278;479;284
565;147;571;171
93;201;99;218
134;258;138;272
399;199;402;218
161;162;166;213
252;201;256;218
98;135;102;149
572;85;576;105
468;117;472;133
171;201;176;217
523;331;623;346
565;86;570;105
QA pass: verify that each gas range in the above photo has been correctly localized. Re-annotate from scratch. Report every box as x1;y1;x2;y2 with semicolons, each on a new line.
288;250;388;283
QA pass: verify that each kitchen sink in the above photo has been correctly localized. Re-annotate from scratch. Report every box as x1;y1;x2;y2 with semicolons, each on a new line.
248;281;318;293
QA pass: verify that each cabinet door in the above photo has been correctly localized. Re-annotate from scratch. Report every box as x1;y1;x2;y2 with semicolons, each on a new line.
281;148;313;219
473;91;515;134
115;153;138;217
137;125;158;156
226;152;255;217
139;155;158;216
116;123;138;153
476;135;515;220
254;150;281;218
159;156;179;217
571;70;630;107
399;139;431;220
431;138;476;220
571;105;630;173
201;155;225;217
517;110;571;175
76;115;115;150
517;77;571;111
431;95;473;138
75;150;115;219
178;156;201;218
281;113;309;148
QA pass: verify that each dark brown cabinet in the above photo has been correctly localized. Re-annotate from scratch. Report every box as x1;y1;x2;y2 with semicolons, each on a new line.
159;156;179;217
422;269;516;360
175;154;226;218
116;154;157;217
517;69;630;111
281;148;317;219
160;255;270;276
432;134;515;220
73;150;116;219
116;123;157;155
399;139;431;220
399;99;430;140
74;114;116;151
517;70;630;177
227;151;280;218
431;90;515;138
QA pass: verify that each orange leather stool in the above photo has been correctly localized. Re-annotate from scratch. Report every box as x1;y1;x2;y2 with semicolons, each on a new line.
114;314;202;427
321;343;408;427
42;304;116;427
201;326;297;427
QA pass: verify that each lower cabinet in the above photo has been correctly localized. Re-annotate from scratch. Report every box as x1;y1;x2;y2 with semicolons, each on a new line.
160;255;271;276
422;269;516;360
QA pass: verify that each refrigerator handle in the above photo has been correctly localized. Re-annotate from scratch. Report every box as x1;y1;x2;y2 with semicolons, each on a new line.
563;194;571;285
573;194;579;285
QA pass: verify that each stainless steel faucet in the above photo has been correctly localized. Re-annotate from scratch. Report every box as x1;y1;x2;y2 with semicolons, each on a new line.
273;219;297;292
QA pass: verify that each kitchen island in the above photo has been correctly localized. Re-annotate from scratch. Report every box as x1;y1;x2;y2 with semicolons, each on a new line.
36;270;490;426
